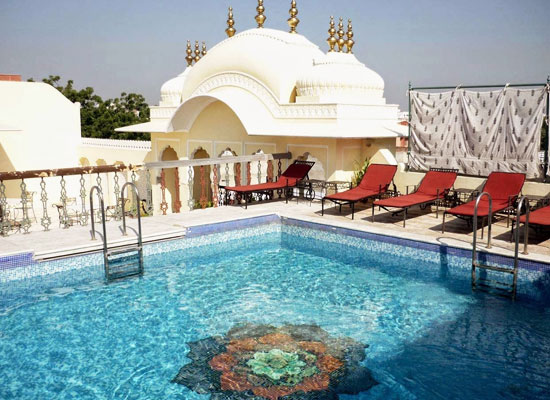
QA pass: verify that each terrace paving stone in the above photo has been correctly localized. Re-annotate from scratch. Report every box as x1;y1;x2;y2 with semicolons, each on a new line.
0;198;548;262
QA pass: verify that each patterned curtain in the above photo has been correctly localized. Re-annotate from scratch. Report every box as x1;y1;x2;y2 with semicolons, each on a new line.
409;86;549;179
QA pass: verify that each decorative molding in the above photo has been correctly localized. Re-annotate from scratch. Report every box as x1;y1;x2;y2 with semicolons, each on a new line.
150;106;178;119
190;72;338;120
80;137;151;151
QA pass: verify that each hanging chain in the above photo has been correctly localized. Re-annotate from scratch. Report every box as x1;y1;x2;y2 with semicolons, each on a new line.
19;179;31;234
96;173;102;192
199;166;207;209
113;171;121;220
257;159;262;184
131;169;137;183
235;162;241;186
160;168;168;215
145;168;153;215
188;166;194;210
225;162;230;186
246;162;252;185
0;180;10;236
39;177;51;231
174;168;182;213
267;160;274;182
79;174;89;225
59;176;70;228
212;164;219;207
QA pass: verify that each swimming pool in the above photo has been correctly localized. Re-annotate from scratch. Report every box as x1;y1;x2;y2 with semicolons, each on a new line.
0;216;549;399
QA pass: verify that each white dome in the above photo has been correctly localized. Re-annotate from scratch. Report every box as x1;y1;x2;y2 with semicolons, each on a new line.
180;28;325;103
160;67;192;107
296;52;386;105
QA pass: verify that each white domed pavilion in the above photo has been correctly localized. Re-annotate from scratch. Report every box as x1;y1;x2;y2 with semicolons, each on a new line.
117;1;406;211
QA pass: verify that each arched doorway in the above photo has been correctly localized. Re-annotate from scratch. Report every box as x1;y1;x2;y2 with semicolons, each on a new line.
191;147;212;209
161;146;181;214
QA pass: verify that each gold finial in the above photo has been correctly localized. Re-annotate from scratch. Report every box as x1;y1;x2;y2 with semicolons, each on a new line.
327;16;337;52
226;6;236;37
287;0;299;34
337;17;346;52
185;40;194;66
201;42;207;57
255;0;266;28
346;19;355;53
194;41;201;63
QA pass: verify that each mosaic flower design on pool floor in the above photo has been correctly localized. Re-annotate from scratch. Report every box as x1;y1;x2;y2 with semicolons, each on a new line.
172;323;377;399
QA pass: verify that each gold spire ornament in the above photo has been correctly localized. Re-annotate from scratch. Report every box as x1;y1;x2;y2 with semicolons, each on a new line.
185;40;194;66
327;16;337;52
346;19;355;53
287;0;299;34
255;0;266;28
194;41;201;63
226;6;236;37
201;42;207;57
337;17;346;52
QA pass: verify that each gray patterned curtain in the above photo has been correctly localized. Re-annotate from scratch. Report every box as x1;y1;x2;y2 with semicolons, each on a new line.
409;86;549;179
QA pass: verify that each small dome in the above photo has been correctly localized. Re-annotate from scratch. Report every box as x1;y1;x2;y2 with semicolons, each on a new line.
296;52;385;105
160;67;192;107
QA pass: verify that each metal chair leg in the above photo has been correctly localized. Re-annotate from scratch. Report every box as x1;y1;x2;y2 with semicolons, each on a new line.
442;212;446;233
371;203;375;223
321;199;324;216
403;208;407;228
351;202;355;220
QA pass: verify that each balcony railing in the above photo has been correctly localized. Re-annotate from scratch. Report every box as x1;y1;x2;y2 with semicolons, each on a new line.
0;152;292;236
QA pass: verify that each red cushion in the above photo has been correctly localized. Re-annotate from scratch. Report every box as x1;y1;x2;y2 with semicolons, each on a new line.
520;205;550;226
417;171;458;196
358;164;398;191
483;172;525;201
375;193;440;208
226;180;290;192
325;188;379;202
447;199;511;217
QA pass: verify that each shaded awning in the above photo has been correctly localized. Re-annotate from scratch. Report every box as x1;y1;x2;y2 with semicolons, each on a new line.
115;120;169;133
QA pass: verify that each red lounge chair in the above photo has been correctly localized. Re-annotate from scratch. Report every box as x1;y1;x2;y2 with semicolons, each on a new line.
224;160;315;209
442;172;525;233
321;164;398;220
373;169;458;227
520;204;550;227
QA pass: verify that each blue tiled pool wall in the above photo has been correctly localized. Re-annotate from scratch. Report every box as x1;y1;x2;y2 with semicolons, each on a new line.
0;221;282;312
280;219;550;302
1;213;549;305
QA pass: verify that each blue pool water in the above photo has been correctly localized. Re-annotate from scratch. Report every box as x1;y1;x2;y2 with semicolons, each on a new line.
1;223;549;399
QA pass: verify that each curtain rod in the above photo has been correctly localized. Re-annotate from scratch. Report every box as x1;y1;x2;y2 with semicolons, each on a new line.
410;83;546;90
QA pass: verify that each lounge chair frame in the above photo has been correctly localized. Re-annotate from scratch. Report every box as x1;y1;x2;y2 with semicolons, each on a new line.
225;160;315;209
373;167;458;228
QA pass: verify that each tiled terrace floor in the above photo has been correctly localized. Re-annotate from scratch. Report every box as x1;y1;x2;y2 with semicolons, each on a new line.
0;197;549;263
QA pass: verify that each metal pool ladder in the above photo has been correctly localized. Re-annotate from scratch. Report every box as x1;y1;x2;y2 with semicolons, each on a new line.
471;193;527;300
90;184;144;281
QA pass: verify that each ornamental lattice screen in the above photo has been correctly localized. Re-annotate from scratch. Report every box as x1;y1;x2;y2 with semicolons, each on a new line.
409;85;549;179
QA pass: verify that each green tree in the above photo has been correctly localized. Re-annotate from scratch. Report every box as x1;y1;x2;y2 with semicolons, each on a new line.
28;75;150;140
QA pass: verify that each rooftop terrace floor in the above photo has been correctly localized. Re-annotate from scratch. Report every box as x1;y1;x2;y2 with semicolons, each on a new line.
0;198;549;263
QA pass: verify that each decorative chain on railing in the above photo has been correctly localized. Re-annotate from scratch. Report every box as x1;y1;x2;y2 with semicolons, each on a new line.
145;168;153;215
199;166;207;209
19;179;31;234
0;180;10;236
59;176;70;229
235;163;241;187
257;160;262;184
212;164;219;208
187;166;194;210
246;162;252;185
96;173;102;192
224;162;230;186
113;171;121;220
267;160;274;182
79;174;89;225
174;168;182;213
160;168;168;215
277;159;283;198
39;177;51;231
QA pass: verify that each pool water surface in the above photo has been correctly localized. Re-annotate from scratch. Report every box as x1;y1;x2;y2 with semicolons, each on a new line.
0;223;549;399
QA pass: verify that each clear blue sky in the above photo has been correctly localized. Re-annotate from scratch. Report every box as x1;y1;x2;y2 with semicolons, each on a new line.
1;0;548;110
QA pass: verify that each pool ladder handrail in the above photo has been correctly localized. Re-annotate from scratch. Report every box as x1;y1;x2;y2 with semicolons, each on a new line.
89;186;109;277
89;184;144;281
120;182;144;275
471;192;525;300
